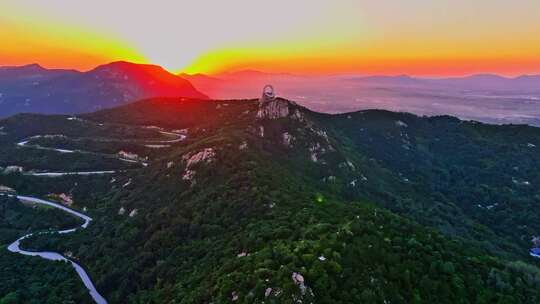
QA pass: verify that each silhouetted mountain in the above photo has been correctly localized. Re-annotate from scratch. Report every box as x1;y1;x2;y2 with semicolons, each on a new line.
0;64;78;80
0;61;208;117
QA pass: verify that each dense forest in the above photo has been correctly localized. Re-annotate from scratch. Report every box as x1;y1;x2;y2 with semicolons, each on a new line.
1;98;540;303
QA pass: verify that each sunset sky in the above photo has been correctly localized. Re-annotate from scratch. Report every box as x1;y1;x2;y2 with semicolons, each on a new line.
1;0;540;76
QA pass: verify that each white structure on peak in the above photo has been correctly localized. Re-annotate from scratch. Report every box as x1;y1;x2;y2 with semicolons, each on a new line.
260;85;276;102
257;85;289;119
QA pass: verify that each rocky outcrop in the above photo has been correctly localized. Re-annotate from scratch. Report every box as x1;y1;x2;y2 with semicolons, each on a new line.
323;176;337;183
3;166;23;174
183;148;215;167
181;148;216;185
256;99;290;120
395;120;408;128
239;141;248;150
291;109;305;122
182;170;196;182
309;143;327;164
0;185;16;193
282;132;294;147
339;160;356;171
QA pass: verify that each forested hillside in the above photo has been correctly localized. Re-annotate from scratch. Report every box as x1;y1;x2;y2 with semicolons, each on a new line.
1;97;540;303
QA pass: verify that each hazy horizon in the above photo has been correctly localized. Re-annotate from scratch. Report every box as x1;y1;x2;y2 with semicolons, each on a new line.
3;60;540;79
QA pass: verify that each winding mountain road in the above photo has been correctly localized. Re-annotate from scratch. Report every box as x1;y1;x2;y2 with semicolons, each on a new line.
14;128;187;175
5;195;107;304
1;125;189;303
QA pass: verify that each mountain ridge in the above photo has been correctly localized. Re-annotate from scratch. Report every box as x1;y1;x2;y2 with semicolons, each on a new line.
0;61;208;118
1;96;540;302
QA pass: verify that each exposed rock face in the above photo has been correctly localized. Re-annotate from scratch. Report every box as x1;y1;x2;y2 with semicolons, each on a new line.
181;148;216;185
182;170;196;182
323;176;337;183
3;166;23;174
292;272;304;284
291;109;305;122
182;148;215;167
118;207;126;215
309;127;330;144
282;132;294;147
129;209;138;217
231;291;239;301
257;99;289;120
0;185;16;193
339;160;356;171
309;143;326;164
395;120;408;128
291;272;308;295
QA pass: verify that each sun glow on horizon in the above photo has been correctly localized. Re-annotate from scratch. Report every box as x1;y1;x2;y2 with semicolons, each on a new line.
1;0;540;76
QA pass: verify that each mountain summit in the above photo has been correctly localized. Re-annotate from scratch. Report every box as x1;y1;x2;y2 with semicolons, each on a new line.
0;61;208;118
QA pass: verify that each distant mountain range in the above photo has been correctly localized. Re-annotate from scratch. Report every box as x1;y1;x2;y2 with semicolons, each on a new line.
0;61;207;117
2;61;540;126
183;70;540;94
181;70;540;126
344;73;540;91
